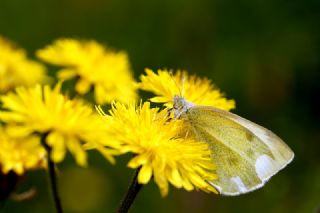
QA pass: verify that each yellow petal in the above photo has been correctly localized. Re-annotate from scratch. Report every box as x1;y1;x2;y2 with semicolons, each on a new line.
154;171;169;197
167;169;182;188
6;125;33;137
75;78;91;95
138;164;152;184
127;154;148;168
94;84;106;104
66;137;87;167
95;146;116;165
47;132;66;163
57;68;77;80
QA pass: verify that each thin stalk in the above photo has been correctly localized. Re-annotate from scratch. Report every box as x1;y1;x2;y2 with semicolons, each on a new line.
41;133;63;213
116;168;143;213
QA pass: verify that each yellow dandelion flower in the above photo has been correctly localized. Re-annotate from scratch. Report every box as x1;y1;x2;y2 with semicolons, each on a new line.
97;102;218;196
36;39;137;104
0;36;47;93
0;84;119;166
139;68;235;111
0;125;46;175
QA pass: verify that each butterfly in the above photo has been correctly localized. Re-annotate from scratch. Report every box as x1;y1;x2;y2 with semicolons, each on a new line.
172;95;294;196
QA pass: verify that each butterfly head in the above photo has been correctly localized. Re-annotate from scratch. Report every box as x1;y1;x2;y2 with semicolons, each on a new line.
172;95;194;118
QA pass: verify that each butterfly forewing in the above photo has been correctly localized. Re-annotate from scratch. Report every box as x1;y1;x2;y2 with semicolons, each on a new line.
181;105;294;195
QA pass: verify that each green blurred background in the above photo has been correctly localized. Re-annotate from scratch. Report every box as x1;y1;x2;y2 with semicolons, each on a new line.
1;0;319;212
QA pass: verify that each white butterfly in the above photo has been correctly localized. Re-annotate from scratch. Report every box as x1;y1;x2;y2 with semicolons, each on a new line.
173;95;294;195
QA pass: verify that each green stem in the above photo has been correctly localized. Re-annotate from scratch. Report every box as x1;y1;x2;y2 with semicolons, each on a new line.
116;168;143;213
41;134;63;213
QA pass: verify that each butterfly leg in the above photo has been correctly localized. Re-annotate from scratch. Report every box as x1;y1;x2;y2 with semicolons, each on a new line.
184;130;189;139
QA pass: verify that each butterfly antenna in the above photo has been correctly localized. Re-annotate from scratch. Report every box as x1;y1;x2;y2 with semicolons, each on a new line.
169;71;183;97
181;75;186;97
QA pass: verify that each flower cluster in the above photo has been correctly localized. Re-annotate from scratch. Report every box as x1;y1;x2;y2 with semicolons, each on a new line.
0;125;46;175
0;35;236;199
0;36;47;93
139;68;235;111
0;36;48;176
96;69;236;196
0;84;119;166
37;39;137;104
97;102;218;196
0;37;135;177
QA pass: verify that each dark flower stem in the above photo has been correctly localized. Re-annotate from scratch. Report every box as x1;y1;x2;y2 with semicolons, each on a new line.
41;133;63;213
116;168;143;213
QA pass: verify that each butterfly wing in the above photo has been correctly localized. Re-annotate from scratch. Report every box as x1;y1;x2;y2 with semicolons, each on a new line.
182;106;294;195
